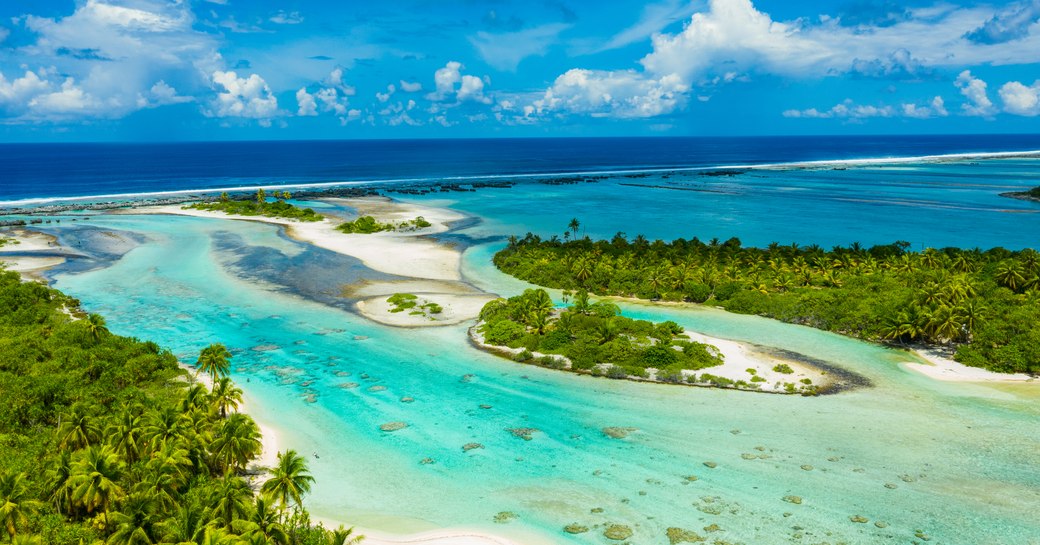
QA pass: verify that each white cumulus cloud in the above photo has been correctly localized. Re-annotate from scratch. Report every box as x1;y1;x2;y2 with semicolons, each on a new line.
530;69;688;119
426;61;491;104
999;80;1040;116
955;70;998;116
208;70;279;124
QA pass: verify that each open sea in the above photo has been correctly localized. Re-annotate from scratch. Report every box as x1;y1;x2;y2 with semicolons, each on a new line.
3;135;1040;544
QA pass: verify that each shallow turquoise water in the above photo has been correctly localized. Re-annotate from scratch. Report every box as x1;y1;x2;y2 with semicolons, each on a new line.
40;160;1040;545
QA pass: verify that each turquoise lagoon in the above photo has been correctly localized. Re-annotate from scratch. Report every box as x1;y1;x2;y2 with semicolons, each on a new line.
37;159;1040;545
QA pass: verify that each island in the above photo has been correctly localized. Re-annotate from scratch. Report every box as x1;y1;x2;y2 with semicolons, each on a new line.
1000;185;1040;203
471;288;830;394
494;230;1040;375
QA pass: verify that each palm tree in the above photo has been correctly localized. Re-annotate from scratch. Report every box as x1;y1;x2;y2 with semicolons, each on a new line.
210;378;243;418
232;497;289;545
210;414;262;474
0;472;42;541
197;343;232;382
181;383;211;413
85;313;110;343
567;218;580;239
70;446;125;527
156;500;209;545
108;406;145;464
209;476;252;528
143;407;186;452
325;525;364;545
261;450;314;515
995;261;1026;292
106;492;160;545
572;258;594;284
11;535;43;545
57;403;100;450
46;450;75;515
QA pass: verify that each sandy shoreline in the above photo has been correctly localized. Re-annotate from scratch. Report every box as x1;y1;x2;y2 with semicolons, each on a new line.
907;346;1037;383
0;229;66;281
121;198;497;328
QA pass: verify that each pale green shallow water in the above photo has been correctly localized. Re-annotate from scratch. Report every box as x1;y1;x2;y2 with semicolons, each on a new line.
38;164;1040;545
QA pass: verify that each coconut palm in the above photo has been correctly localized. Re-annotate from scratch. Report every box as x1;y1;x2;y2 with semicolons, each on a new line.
232;497;289;545
567;218;580;238
209;476;252;528
69;446;124;526
181;383;211;413
325;525;365;545
57;403;100;450
995;261;1026;292
106;492;160;545
210;413;262;474
261;450;314;515
197;343;232;382
0;472;42;541
46;450;75;515
85;313;110;343
107;406;145;464
156;500;209;545
210;378;243;418
143;407;186;452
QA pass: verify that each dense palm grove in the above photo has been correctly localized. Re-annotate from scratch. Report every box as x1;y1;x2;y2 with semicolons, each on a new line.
0;269;361;545
478;288;723;379
494;228;1040;374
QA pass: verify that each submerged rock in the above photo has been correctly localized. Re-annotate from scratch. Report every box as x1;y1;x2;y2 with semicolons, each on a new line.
849;515;869;523
875;521;889;528
379;421;408;432
460;374;476;383
367;385;387;392
400;396;415;403
334;371;352;377
666;527;703;544
493;512;517;524
506;427;539;441
800;465;814;471
603;524;633;541
703;461;718;469
563;523;589;534
337;382;359;389
782;495;803;505
602;426;638;439
251;344;280;352
462;442;484;452
419;457;435;465
479;404;493;409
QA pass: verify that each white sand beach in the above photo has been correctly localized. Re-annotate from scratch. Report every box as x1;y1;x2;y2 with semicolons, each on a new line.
125;198;499;327
0;229;66;281
131;199;463;281
907;346;1037;383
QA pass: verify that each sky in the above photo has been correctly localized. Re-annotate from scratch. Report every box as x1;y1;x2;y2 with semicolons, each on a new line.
0;0;1038;141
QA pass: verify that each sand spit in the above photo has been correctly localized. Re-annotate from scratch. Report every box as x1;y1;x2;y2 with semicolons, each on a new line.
908;346;1037;383
0;229;66;281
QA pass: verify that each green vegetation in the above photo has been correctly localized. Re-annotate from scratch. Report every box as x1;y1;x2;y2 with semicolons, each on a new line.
477;288;723;379
0;267;361;544
0;235;17;248
186;189;324;222
386;293;443;317
1028;186;1040;198
336;216;432;234
494;231;1040;374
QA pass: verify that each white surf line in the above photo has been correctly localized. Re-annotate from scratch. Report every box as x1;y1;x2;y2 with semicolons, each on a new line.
3;149;1039;208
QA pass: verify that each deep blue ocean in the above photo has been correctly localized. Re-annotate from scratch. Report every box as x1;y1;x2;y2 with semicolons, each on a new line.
2;134;1040;202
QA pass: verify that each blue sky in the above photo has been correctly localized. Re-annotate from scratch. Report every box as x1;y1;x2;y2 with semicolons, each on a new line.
0;0;1038;141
